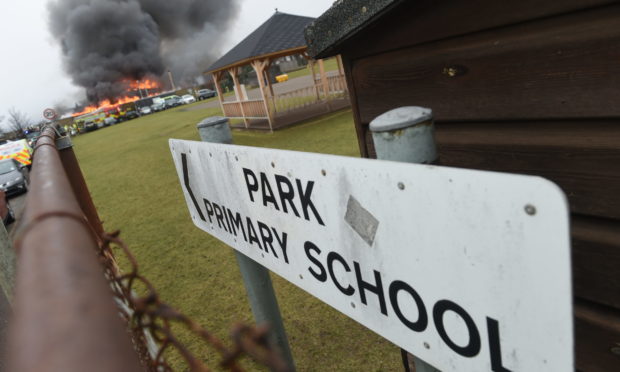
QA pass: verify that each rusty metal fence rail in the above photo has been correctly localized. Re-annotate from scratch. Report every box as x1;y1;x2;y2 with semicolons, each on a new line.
6;126;290;372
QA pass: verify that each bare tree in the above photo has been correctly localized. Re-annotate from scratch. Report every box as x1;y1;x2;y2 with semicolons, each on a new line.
2;108;32;138
6;107;32;133
0;115;5;140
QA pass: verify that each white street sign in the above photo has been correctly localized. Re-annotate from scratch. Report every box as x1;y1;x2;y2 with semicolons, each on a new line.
170;139;573;372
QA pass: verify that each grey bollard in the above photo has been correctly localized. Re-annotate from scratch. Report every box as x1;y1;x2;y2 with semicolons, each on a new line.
196;116;233;144
370;106;437;164
370;107;441;372
196;117;296;372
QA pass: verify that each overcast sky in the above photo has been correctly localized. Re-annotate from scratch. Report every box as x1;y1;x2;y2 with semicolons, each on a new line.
0;0;335;127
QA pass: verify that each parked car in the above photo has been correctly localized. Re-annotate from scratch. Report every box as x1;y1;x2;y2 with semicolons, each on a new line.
0;158;28;196
139;106;152;115
103;116;116;126
83;120;98;132
0;190;15;225
164;95;182;108
124;110;140;120
151;97;166;111
180;94;196;104
197;89;216;100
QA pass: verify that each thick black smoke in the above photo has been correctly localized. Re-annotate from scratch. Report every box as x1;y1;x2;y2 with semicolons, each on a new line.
48;0;240;104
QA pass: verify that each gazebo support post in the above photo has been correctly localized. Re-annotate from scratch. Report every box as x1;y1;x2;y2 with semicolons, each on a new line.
265;60;276;97
265;69;277;113
263;60;277;113
228;67;249;128
318;59;331;110
336;54;345;77
251;59;275;132
308;59;321;101
212;71;226;116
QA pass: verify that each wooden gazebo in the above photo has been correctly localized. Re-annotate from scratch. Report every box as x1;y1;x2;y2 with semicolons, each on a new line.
205;11;349;131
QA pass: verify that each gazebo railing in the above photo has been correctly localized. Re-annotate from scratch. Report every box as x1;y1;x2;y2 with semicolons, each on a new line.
219;72;350;129
222;99;269;119
270;74;349;114
326;75;348;98
271;86;320;113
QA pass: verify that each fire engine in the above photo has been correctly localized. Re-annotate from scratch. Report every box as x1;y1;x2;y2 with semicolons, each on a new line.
74;104;133;131
103;105;127;122
74;109;106;132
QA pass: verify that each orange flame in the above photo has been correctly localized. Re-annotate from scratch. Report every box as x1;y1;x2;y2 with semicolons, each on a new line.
72;78;162;117
128;78;160;90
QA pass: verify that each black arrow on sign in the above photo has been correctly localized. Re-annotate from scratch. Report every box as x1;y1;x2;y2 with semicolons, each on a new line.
181;153;206;222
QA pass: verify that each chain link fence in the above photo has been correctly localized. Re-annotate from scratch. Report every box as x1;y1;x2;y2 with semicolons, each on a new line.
99;230;291;372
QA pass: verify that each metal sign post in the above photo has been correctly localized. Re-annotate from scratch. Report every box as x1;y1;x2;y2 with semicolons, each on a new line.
369;106;440;372
195;117;296;372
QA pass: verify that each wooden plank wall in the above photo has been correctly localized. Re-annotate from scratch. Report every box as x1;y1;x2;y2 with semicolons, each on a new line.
339;1;620;371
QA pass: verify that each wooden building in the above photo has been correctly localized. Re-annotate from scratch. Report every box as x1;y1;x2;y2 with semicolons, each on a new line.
306;1;620;371
205;11;349;132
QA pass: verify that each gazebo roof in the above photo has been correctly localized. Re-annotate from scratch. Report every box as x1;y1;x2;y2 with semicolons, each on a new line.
206;11;315;74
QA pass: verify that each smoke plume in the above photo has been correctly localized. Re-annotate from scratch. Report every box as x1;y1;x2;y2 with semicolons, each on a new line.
48;0;240;104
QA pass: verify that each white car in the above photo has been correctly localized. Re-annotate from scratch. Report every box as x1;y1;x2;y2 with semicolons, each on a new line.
151;97;166;111
103;116;116;126
139;106;152;115
180;94;196;104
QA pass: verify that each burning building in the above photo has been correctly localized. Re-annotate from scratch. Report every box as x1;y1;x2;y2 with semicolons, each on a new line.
48;0;241;112
70;78;163;118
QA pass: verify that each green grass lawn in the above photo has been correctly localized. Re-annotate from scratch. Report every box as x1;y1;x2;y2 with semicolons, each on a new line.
72;105;401;371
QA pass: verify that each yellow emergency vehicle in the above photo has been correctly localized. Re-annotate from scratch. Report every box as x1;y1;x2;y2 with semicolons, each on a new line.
0;139;33;167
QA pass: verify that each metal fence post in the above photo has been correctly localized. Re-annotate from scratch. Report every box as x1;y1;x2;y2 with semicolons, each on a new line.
370;106;441;372
196;116;296;372
56;135;105;242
